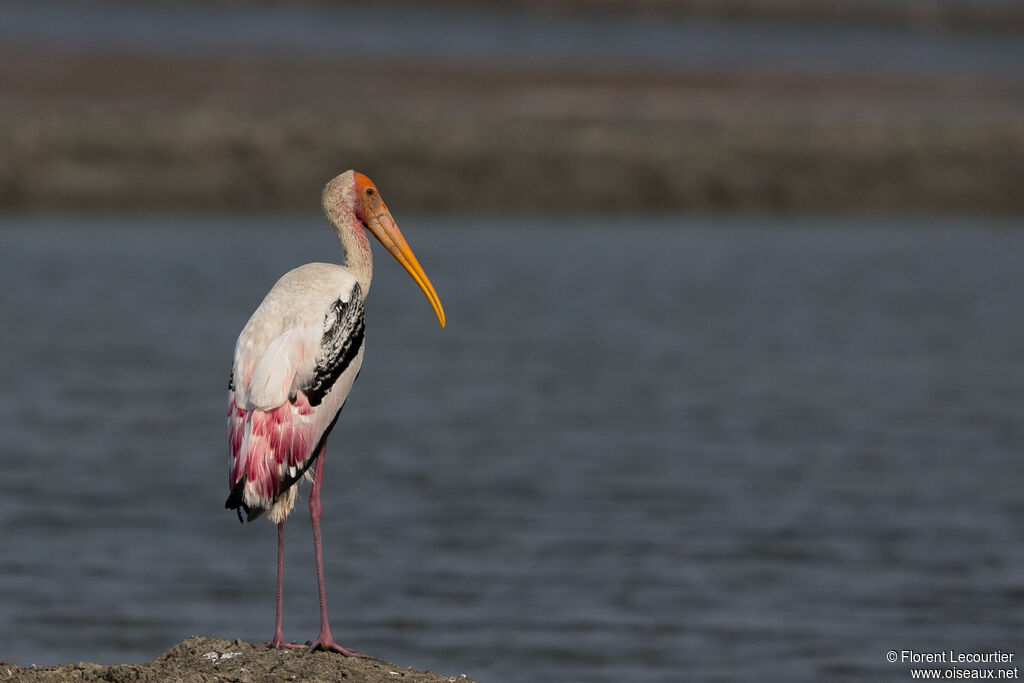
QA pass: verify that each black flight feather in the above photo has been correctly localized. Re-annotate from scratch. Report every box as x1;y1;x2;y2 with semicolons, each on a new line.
304;286;365;407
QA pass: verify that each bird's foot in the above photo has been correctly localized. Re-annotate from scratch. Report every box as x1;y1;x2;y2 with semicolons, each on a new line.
267;632;304;650
306;633;378;659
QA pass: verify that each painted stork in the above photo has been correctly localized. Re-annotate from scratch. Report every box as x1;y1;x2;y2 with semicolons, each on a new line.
225;170;445;655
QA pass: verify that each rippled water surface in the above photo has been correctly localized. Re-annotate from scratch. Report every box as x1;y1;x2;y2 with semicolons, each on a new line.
1;215;1022;681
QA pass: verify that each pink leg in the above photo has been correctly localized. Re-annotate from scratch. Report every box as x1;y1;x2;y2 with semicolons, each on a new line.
267;521;302;649
305;443;373;658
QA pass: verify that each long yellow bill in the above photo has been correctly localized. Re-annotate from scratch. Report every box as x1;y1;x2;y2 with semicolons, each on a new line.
355;172;446;328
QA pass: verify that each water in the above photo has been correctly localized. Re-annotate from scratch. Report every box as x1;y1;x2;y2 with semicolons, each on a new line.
2;1;1024;80
1;214;1022;681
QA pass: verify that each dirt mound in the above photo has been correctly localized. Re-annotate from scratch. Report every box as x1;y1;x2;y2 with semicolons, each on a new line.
1;637;479;683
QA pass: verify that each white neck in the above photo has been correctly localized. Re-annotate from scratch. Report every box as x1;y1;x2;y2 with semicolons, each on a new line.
323;171;373;297
332;206;373;297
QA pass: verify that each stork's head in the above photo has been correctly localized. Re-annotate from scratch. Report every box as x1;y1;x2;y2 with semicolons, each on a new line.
323;170;446;328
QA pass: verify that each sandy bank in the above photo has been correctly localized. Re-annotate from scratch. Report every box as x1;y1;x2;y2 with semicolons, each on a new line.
1;49;1022;214
4;109;1022;215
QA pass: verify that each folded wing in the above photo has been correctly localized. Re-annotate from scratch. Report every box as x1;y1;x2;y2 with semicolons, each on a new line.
226;284;365;521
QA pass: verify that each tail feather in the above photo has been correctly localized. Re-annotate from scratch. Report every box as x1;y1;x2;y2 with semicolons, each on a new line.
224;480;264;523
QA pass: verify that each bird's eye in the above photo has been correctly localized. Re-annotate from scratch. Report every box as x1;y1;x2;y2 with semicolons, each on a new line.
365;188;375;196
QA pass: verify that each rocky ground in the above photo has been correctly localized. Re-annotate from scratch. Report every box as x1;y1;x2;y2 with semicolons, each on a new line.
1;637;480;683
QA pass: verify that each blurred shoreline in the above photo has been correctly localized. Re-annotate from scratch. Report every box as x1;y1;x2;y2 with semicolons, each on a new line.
263;0;1024;32
2;43;1022;215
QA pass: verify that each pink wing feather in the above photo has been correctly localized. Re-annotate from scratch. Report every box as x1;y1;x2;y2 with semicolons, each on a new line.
227;391;317;504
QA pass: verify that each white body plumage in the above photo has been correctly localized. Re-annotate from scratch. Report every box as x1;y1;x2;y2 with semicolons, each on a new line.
228;264;365;523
